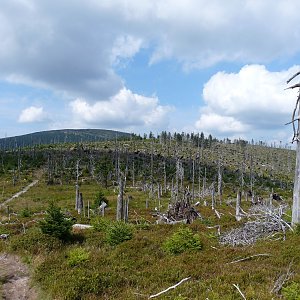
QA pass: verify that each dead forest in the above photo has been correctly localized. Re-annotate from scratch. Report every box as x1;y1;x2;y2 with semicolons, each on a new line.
0;132;299;300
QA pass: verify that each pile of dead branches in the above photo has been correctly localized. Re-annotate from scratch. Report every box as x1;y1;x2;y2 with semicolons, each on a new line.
155;199;201;224
220;204;292;246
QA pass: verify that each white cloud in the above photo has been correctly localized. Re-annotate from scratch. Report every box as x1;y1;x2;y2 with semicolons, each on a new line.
196;65;299;139
195;113;249;135
111;35;144;65
70;88;173;132
18;106;47;123
1;0;300;101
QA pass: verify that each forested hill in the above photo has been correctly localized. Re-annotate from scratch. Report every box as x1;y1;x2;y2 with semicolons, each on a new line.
0;129;131;149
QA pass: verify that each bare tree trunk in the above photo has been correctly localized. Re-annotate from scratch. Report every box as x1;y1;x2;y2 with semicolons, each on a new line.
75;183;80;210
236;190;242;221
150;140;154;198
286;74;300;225
116;174;124;221
123;196;130;222
77;192;83;215
192;159;195;203
211;185;215;210
292;139;300;225
132;160;135;187
75;159;81;211
217;158;223;205
163;159;167;194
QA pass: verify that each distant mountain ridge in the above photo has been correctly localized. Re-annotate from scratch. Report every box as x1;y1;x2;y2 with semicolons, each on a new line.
0;129;131;149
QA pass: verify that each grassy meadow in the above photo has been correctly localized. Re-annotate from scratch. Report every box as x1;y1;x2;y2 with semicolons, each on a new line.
0;138;299;299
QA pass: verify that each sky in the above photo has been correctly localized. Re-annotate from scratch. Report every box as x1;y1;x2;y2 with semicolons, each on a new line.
1;0;300;144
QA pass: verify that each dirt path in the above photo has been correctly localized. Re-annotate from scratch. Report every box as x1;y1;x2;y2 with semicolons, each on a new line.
0;253;38;300
0;180;39;209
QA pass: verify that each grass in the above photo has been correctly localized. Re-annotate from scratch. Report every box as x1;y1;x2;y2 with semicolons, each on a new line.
0;139;297;299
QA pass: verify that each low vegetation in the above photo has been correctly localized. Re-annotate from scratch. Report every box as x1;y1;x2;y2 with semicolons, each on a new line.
0;133;299;299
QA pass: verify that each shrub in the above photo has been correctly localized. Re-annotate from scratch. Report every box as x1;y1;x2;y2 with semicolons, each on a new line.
163;226;202;255
91;217;110;232
67;247;90;267
106;221;133;246
93;190;108;209
39;202;73;241
20;207;32;218
136;220;151;230
10;227;62;254
282;282;300;300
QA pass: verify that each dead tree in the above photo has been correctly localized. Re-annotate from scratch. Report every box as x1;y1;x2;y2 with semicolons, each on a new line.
75;159;82;212
116;173;124;221
217;156;223;205
76;192;83;215
286;72;300;225
236;190;242;221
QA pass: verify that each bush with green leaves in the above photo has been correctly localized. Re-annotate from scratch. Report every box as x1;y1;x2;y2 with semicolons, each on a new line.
10;227;62;254
39;202;73;241
105;221;133;246
91;217;110;232
67;247;90;267
93;190;108;209
20;207;32;218
282;282;300;300
163;226;202;255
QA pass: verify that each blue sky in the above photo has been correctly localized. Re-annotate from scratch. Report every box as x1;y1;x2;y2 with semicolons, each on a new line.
1;0;300;143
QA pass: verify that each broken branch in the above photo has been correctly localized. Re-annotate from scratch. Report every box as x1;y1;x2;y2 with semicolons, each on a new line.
287;71;300;84
227;253;271;264
149;277;191;299
233;284;247;300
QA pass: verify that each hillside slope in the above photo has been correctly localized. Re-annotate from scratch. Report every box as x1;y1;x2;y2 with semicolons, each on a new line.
0;129;131;149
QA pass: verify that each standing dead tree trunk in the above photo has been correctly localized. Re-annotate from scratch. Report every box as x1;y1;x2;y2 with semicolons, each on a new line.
286;72;300;225
75;159;82;213
217;156;223;205
236;190;242;221
116;173;124;221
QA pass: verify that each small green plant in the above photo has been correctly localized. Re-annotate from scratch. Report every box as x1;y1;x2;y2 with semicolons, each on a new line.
20;207;32;218
294;224;300;235
67;247;90;267
136;220;151;230
282;282;300;300
105;221;133;246
93;190;108;209
163;226;202;255
39;202;73;241
91;217;110;232
174;296;188;300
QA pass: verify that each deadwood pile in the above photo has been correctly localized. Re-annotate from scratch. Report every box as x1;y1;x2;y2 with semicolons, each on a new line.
155;198;201;224
220;204;292;246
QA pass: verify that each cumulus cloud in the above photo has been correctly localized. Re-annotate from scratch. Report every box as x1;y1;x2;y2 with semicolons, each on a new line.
69;88;173;132
2;0;300;102
18;106;47;123
195;113;249;135
196;65;299;138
